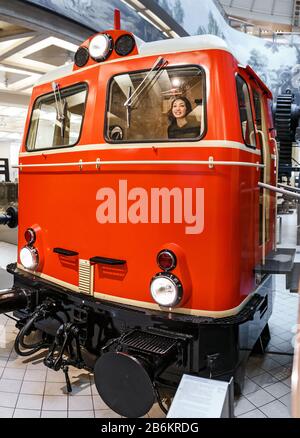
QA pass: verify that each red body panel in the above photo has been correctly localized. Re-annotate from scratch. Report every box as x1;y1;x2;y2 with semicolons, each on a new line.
18;47;276;313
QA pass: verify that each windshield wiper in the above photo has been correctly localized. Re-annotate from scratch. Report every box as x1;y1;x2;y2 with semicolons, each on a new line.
52;81;66;137
124;56;167;108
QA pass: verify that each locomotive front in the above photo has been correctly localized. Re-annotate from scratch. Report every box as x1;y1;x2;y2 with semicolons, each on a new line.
0;22;276;417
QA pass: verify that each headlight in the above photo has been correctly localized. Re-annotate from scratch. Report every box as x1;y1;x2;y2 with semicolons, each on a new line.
115;34;135;56
74;46;89;67
150;273;183;307
89;34;113;61
20;246;39;270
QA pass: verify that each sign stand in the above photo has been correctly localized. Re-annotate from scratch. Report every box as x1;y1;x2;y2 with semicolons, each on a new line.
167;374;234;418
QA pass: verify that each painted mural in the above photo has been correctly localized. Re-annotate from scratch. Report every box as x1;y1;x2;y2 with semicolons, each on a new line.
156;0;300;103
24;0;163;41
25;0;300;102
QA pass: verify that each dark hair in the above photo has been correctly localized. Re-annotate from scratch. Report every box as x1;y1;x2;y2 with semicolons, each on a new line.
168;97;192;125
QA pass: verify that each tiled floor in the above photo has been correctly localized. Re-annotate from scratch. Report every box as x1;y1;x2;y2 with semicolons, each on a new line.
0;211;299;418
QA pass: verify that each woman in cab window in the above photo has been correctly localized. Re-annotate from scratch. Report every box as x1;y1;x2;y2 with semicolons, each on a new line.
167;97;201;139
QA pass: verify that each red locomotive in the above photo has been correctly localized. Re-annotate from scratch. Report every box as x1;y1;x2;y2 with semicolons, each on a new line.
0;12;280;417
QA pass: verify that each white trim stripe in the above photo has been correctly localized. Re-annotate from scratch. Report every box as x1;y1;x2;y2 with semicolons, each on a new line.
15;159;264;169
16;263;252;318
19;140;262;157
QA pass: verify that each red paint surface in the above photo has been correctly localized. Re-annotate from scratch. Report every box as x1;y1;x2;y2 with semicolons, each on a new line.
18;46;276;312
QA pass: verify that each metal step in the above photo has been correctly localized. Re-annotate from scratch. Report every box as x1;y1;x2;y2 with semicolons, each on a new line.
254;248;296;274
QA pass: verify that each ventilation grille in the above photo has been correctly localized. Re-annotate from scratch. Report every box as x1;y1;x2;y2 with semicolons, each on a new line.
121;330;178;356
78;259;93;294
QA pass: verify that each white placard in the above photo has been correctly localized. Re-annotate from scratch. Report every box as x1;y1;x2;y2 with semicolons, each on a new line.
167;374;232;418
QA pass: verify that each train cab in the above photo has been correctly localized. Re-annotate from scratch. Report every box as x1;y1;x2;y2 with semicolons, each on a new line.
0;17;278;417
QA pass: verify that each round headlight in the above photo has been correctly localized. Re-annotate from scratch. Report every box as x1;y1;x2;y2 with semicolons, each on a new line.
89;34;113;61
150;273;183;307
20;246;39;270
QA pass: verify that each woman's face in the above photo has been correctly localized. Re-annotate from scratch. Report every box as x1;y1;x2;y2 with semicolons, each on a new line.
172;99;187;119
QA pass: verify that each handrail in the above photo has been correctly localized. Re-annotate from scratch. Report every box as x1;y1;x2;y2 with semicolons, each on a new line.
278;183;300;193
257;130;267;264
14;159;265;170
258;182;300;199
270;137;278;251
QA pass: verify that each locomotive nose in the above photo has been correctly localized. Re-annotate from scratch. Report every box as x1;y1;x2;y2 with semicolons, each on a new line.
94;351;155;418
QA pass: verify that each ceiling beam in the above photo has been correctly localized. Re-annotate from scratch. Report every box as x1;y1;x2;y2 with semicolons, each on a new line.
0;30;36;43
0;33;46;63
0;0;93;45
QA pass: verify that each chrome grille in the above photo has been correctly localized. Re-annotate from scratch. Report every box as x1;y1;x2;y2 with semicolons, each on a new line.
78;259;93;294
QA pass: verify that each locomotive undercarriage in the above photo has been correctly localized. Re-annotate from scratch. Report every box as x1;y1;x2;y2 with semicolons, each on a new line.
0;262;273;417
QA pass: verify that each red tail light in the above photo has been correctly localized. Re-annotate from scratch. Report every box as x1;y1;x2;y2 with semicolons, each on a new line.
24;228;36;245
157;250;177;271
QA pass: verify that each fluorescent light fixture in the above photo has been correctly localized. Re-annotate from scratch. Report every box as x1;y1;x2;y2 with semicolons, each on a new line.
129;0;146;9
145;10;171;31
138;12;161;31
119;0;136;10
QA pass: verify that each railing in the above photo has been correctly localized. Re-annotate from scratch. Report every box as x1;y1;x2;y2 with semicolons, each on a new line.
0;158;9;182
258;182;300;200
13;158;265;170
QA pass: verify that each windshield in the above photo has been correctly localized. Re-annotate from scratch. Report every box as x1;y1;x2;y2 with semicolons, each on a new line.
106;66;205;142
26;83;87;151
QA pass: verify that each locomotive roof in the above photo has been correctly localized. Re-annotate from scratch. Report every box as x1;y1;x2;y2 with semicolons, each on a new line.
36;34;233;86
137;34;232;57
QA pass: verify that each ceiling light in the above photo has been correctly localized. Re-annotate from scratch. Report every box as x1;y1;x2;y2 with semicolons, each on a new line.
169;30;180;38
129;0;146;9
119;0;136;10
138;12;161;31
146;10;171;31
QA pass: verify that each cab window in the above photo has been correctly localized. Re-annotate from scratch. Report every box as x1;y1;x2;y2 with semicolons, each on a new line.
236;75;256;148
106;66;205;142
26;83;87;151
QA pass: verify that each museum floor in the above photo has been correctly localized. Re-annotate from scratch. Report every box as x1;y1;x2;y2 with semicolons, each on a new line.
0;213;299;418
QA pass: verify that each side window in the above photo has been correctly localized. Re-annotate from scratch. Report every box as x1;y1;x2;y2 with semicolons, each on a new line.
252;89;262;131
26;83;87;151
236;75;256;148
106;66;205;142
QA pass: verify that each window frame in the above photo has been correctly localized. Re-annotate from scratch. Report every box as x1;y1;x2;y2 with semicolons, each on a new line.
25;82;88;152
235;73;257;149
104;64;207;144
